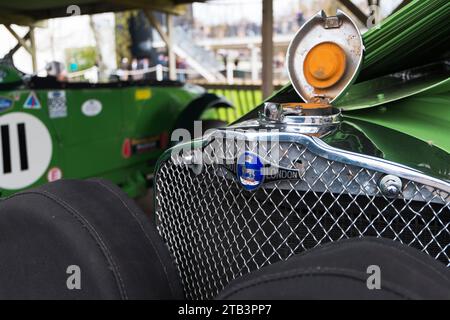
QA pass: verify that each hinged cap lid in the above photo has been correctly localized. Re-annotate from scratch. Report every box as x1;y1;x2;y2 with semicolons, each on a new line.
287;10;364;104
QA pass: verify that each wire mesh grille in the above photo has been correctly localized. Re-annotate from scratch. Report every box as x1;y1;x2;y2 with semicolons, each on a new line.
155;138;450;300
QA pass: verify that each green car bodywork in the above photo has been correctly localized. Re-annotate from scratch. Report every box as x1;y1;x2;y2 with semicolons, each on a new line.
0;64;231;198
233;61;450;182
235;0;449;183
156;0;449;186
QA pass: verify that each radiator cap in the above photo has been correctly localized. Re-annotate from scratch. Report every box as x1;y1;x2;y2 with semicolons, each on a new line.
287;10;364;104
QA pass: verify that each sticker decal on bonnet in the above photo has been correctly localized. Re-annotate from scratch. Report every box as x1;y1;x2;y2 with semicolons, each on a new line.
0;97;13;113
48;91;67;119
23;91;41;109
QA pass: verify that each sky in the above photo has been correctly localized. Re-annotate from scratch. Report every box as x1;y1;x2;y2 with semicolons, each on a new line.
192;0;402;25
193;0;296;24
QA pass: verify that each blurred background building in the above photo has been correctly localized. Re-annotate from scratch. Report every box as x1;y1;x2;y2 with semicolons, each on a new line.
0;0;403;86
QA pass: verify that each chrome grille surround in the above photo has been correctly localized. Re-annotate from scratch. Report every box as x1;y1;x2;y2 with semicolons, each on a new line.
155;130;450;300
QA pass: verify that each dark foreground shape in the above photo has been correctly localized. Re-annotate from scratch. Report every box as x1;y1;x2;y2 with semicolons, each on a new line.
0;179;183;300
1;180;449;300
217;238;450;300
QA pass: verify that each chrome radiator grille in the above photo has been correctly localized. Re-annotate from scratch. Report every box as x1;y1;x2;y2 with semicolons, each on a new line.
155;134;450;300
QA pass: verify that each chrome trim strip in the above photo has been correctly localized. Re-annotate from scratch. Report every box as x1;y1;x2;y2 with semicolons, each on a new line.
212;129;450;194
258;107;343;126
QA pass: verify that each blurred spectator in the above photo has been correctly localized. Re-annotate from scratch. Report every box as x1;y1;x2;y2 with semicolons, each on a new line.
296;12;305;27
187;13;302;40
45;61;68;81
176;57;187;82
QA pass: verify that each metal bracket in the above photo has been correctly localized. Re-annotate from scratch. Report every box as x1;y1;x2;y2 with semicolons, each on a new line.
324;16;342;29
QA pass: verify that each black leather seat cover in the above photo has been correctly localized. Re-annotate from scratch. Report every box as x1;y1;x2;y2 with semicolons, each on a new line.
217;238;450;300
0;179;183;300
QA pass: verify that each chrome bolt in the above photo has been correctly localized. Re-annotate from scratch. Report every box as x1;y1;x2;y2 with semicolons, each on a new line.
379;175;402;198
182;152;203;175
263;103;283;121
188;163;203;175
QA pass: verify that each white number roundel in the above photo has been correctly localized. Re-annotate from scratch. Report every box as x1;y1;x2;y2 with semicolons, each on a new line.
0;112;52;190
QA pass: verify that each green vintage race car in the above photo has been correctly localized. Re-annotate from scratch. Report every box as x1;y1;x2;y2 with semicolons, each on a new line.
0;58;230;198
0;0;230;199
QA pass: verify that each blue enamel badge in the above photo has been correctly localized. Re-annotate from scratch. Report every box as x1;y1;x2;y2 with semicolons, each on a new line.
237;152;264;191
0;97;13;112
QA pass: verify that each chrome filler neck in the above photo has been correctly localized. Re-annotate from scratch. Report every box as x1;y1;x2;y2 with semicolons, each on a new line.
257;102;342;136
